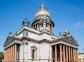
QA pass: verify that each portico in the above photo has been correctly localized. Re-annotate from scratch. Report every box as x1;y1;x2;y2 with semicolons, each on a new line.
51;43;78;62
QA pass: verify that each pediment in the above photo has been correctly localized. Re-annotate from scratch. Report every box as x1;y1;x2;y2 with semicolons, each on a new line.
15;27;40;36
4;36;14;47
52;37;78;47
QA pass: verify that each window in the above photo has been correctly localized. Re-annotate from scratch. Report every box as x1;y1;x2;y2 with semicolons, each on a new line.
83;58;84;60
31;46;37;61
46;23;47;27
79;58;81;60
40;23;43;27
32;49;35;60
25;42;28;45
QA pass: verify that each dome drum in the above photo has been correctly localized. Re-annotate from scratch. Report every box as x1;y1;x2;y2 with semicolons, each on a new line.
32;19;54;27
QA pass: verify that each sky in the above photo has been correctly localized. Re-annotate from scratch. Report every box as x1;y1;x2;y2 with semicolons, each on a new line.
0;0;84;52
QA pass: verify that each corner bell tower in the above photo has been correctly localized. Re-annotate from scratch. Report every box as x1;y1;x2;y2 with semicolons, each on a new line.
32;5;54;33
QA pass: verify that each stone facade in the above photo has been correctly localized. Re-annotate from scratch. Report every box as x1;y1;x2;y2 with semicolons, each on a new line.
4;5;78;62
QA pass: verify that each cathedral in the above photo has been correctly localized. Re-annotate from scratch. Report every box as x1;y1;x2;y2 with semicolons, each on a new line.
4;5;78;62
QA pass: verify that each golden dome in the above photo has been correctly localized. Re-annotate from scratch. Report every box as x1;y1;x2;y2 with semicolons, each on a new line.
35;5;50;17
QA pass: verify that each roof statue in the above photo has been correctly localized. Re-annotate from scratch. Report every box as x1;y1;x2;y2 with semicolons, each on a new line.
62;29;71;37
22;18;30;27
8;32;12;37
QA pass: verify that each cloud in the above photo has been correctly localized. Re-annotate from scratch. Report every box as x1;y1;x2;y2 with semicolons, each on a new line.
75;22;84;28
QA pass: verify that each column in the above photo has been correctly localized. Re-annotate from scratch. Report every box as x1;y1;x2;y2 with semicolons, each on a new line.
75;49;77;62
75;49;76;62
55;45;57;62
73;48;75;62
4;50;6;61
5;50;7;61
6;49;8;61
51;46;53;62
63;45;65;62
73;49;75;62
37;24;39;30
43;22;46;30
13;45;15;62
75;49;78;62
66;46;68;62
9;47;11;62
11;46;13;62
6;49;7;61
10;47;12;62
12;46;13;62
69;47;70;62
77;50;78;62
7;48;9;61
8;49;9;61
71;47;73;62
60;44;62;62
6;48;8;61
37;24;38;30
8;48;9;62
8;48;9;61
15;44;17;62
70;48;72;62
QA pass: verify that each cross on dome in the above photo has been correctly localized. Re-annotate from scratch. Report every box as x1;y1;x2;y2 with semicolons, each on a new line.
41;4;45;10
35;4;51;17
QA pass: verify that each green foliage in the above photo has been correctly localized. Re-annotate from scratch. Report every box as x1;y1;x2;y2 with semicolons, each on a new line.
0;52;4;62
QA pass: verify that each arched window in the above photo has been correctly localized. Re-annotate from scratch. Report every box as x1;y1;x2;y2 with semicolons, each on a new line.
40;22;43;27
31;46;37;61
46;23;47;27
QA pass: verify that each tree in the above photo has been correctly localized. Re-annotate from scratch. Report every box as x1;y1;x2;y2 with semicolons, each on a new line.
0;52;4;62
